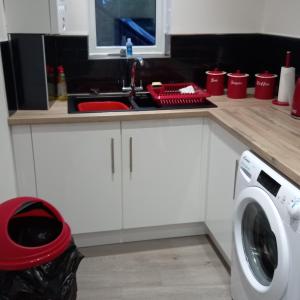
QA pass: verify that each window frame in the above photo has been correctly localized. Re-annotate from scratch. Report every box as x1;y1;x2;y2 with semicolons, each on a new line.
88;0;167;58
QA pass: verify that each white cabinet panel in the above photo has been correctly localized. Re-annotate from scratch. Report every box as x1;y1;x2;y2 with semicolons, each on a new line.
64;0;88;35
5;0;52;34
11;125;36;197
4;0;88;35
0;51;16;202
122;118;205;229
206;121;248;263
31;122;122;234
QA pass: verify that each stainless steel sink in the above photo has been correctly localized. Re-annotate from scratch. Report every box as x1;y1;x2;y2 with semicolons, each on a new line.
68;91;217;114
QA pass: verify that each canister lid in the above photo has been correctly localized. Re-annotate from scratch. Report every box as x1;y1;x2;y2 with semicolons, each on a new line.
255;71;277;78
227;70;249;78
205;68;226;75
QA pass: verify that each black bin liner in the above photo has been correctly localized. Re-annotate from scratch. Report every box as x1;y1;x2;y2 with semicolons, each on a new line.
0;200;84;300
0;241;83;300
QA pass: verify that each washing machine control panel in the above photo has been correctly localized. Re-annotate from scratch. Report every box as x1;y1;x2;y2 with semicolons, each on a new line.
239;155;257;181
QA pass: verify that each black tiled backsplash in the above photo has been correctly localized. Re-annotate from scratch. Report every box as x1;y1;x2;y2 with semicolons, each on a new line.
3;33;300;111
44;35;185;93
45;34;300;94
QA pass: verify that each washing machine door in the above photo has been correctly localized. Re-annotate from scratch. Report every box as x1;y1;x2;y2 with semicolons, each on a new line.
234;187;289;300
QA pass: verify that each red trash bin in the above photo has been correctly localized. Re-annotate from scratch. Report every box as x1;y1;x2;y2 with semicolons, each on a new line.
0;197;83;300
0;197;72;270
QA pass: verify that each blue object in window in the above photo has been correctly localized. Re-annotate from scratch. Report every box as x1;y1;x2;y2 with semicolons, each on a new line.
120;18;155;45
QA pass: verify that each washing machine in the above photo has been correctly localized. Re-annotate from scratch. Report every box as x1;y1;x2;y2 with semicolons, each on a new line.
231;150;300;300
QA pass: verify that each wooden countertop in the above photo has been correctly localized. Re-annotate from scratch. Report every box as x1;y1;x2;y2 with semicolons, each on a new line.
8;95;300;186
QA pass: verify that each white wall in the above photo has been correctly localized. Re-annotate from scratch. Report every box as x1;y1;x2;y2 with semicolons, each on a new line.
0;49;17;202
262;0;300;38
0;0;7;41
168;0;264;34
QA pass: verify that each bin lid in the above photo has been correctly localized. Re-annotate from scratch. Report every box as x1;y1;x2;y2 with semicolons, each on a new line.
0;197;71;271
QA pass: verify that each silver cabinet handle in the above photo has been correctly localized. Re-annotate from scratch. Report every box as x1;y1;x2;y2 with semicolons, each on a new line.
233;159;239;199
111;138;115;174
129;137;133;173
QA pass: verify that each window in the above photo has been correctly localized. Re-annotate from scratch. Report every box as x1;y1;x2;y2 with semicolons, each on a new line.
88;0;167;58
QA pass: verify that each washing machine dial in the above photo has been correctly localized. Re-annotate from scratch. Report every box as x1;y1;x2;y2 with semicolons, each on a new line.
288;198;300;220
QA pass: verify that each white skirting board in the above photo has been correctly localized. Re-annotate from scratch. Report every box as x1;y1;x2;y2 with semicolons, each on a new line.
73;222;206;248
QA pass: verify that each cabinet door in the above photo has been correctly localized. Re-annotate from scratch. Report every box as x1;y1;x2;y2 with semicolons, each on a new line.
206;121;247;263
11;126;36;197
4;0;51;34
122;118;205;229
32;122;122;234
64;0;88;35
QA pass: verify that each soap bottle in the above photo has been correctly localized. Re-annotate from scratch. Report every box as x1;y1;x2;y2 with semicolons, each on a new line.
126;38;133;57
57;65;68;101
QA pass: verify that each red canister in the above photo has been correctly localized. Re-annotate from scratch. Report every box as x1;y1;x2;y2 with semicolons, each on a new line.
205;68;226;95
227;70;249;99
255;71;277;100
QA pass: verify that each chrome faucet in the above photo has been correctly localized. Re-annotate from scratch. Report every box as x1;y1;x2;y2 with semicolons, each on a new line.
122;57;144;96
130;57;144;97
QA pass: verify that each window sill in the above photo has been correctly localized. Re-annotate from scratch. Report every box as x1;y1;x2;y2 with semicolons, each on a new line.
88;53;171;60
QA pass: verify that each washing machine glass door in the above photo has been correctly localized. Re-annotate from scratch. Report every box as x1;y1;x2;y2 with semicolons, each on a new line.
242;201;277;286
234;187;289;299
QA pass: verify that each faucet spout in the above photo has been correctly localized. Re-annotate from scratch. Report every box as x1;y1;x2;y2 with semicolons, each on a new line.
130;57;144;97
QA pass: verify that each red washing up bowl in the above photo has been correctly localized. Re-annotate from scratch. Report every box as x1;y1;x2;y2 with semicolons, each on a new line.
0;197;72;271
78;101;130;112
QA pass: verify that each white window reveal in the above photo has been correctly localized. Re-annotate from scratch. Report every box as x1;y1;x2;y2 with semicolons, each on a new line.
88;0;168;58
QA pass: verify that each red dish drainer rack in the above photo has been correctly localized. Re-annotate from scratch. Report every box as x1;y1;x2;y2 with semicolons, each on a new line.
146;82;210;106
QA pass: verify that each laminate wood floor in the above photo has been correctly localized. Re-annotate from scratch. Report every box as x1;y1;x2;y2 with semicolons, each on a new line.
77;236;231;300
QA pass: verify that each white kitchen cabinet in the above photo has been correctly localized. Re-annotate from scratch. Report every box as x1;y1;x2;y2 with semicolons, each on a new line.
0;49;16;202
12;118;206;236
31;122;122;234
205;121;248;263
11;126;37;197
4;0;88;35
64;0;88;35
0;0;7;41
121;118;205;229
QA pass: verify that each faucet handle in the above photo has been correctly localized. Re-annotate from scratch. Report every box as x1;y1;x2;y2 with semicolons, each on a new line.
122;79;131;92
90;88;100;95
135;80;144;92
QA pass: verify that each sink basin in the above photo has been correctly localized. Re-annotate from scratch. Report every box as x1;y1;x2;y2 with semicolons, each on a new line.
68;93;134;113
68;91;217;114
77;101;130;112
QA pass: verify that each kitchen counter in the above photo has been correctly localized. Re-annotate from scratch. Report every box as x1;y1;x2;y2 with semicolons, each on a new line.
8;96;270;125
8;95;300;186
